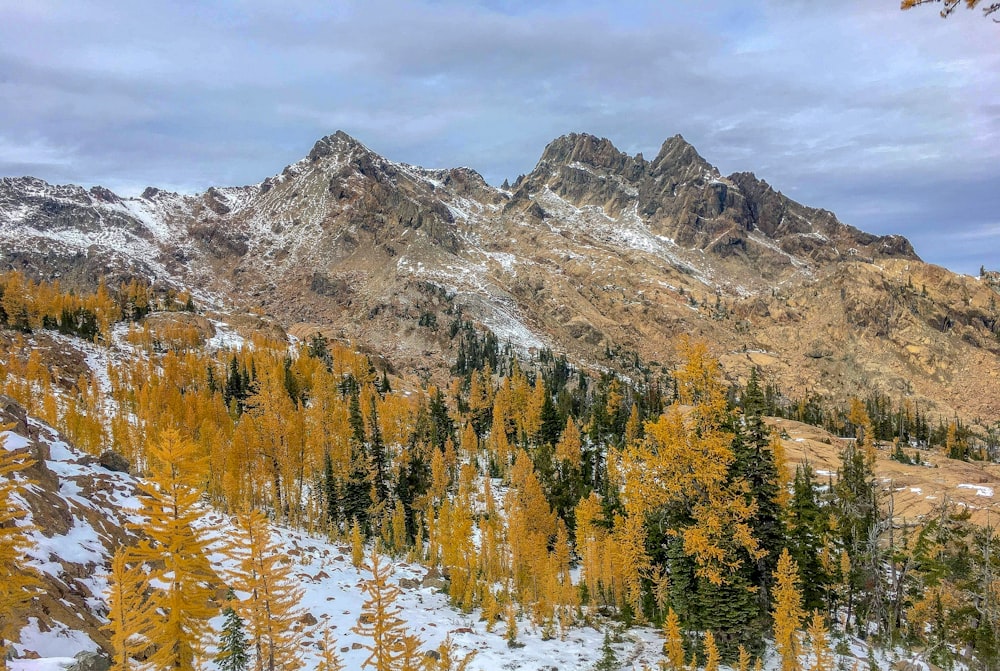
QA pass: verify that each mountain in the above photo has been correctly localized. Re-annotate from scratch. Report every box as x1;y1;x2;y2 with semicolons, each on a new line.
1;131;997;422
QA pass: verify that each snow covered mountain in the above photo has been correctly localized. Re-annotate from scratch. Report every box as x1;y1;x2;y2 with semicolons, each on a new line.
1;132;998;422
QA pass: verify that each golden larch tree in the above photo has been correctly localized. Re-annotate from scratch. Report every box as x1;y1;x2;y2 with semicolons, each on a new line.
806;611;834;671
0;430;40;671
352;547;423;671
228;508;305;671
128;428;218;670
317;628;345;671
662;608;686;671
771;549;805;671
702;630;720;671
104;548;156;671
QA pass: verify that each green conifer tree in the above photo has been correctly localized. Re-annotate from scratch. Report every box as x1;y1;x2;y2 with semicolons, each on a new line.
594;630;619;671
216;594;250;671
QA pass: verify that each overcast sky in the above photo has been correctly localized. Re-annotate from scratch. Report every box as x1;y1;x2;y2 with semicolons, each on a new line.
1;1;998;275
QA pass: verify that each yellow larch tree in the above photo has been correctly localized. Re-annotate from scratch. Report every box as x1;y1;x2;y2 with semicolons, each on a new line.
618;340;761;586
478;475;507;585
228;508;305;671
554;416;582;469
702;630;720;671
0;430;40;671
806;611;834;671
613;512;651;618
426;635;477;671
505;449;557;605
104;548;156;671
128;427;218;671
771;549;805;671
317;628;345;671
662;608;686;671
352;547;423;671
736;645;752;671
624;403;642;445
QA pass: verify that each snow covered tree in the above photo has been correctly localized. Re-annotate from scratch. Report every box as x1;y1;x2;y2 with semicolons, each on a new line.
0;431;40;671
228;508;304;671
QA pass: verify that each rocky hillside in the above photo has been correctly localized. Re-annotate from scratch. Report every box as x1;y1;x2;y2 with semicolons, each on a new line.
1;131;997;422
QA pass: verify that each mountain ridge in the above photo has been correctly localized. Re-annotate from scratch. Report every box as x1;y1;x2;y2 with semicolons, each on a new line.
0;130;996;423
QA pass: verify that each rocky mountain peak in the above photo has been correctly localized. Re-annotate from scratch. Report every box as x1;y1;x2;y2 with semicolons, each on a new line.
306;130;373;163
648;133;714;179
536;133;644;177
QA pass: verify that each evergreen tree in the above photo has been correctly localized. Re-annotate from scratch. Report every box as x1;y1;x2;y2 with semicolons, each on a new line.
537;387;563;447
394;445;429;543
787;464;830;612
427;388;455;452
834;416;880;634
594;630;619;671
321;450;340;531
368;395;390;507
217;595;250;671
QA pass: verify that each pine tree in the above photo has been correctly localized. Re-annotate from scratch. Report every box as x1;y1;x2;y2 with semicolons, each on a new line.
228;508;304;671
104;548;156;671
771;549;805;671
787;464;829;612
217;595;250;671
367;393;390;508
594;630;619;671
352;547;422;671
0;431;40;671
732;369;786;604
128;428;218;671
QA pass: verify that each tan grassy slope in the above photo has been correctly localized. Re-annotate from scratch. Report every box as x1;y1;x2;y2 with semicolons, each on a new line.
773;416;1000;527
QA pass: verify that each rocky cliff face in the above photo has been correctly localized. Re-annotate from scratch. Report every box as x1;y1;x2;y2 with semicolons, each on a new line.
0;132;996;420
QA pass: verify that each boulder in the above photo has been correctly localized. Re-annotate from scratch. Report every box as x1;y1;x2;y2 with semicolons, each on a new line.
68;651;111;671
98;450;130;473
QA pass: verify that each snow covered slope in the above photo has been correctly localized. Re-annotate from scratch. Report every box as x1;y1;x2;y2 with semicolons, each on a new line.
0;397;665;670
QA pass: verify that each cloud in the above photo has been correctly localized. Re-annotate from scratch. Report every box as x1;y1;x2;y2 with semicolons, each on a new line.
0;0;997;273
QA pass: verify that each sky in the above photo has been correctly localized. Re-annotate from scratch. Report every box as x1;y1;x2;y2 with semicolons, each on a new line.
1;1;998;275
